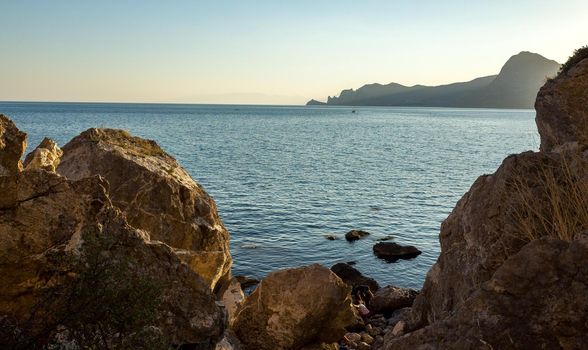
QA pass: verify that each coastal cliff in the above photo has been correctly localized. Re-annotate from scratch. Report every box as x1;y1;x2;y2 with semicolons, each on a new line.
308;51;560;109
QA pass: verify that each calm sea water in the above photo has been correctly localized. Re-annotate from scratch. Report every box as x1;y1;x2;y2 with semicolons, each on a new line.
1;102;538;289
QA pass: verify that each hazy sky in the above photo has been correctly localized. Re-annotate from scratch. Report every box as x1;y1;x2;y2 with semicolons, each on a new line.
1;1;586;105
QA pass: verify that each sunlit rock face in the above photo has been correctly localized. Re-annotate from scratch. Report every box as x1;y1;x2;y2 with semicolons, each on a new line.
536;58;588;152
0;114;27;176
234;264;357;350
23;137;63;172
58;128;232;291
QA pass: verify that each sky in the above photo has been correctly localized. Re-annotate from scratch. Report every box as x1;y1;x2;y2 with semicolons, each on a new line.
0;1;587;105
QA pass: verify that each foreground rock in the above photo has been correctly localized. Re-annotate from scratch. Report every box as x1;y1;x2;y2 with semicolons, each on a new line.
372;242;421;262
369;285;418;316
0;114;26;175
535;57;588;151
331;263;379;293
23;137;63;172
57;128;232;291
0;165;224;348
382;236;588;349
234;264;356;350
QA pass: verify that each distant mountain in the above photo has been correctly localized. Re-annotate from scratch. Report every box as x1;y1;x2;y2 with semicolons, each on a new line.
308;52;560;109
306;99;326;105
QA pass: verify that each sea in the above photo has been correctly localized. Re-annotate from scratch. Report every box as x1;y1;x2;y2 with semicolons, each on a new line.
0;102;539;289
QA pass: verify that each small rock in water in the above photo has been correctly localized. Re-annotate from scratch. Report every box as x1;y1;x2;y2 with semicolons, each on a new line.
345;230;370;242
324;234;338;240
369;206;381;211
376;235;394;241
372;242;421;262
240;243;258;249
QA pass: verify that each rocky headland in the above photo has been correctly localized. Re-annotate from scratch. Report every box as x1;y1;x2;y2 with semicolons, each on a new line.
0;48;587;350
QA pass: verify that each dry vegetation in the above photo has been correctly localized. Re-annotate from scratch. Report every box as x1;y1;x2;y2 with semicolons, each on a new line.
510;148;588;242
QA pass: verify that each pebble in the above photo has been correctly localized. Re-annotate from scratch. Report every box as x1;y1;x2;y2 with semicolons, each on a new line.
361;333;374;344
391;320;406;337
344;332;362;344
357;342;371;350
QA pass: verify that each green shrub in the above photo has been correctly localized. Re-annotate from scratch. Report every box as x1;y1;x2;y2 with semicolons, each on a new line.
559;45;588;75
1;233;167;350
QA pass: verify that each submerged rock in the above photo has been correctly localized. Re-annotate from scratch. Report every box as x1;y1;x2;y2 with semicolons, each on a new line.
535;57;588;151
372;242;421;262
0;114;27;176
23;137;63;172
57;128;232;291
234;264;356;350
345;230;370;242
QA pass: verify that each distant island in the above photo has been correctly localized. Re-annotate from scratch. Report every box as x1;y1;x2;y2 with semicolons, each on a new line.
307;51;560;109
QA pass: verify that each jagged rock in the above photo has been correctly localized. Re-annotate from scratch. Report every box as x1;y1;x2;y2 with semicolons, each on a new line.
0;170;224;347
220;277;245;327
372;242;421;262
331;263;379;292
381;236;588;349
23;137;63;172
234;264;356;350
345;230;370;241
57;128;232;291
0;114;27;176
369;286;418;315
536;58;588;152
410;150;588;328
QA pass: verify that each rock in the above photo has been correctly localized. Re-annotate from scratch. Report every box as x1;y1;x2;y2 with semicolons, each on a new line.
215;330;242;350
301;343;339;350
345;230;370;242
357;341;371;350
220;277;244;327
234;275;260;289
0;114;27;175
343;332;362;344
0;170;224;347
331;263;379;292
390;321;406;338
233;264;356;350
535;57;588;151
369;286;418;315
361;333;374;344
324;234;338;240
410;150;588;327
386;307;412;327
57;128;232;291
23;137;63;172
381;236;588;349
372;242;421;262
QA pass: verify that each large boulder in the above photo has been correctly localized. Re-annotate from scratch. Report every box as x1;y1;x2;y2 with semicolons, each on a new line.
23;137;63;172
233;264;356;350
536;57;588;151
57;128;232;291
0;114;27;175
381;235;588;349
0;170;225;348
410;149;587;327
